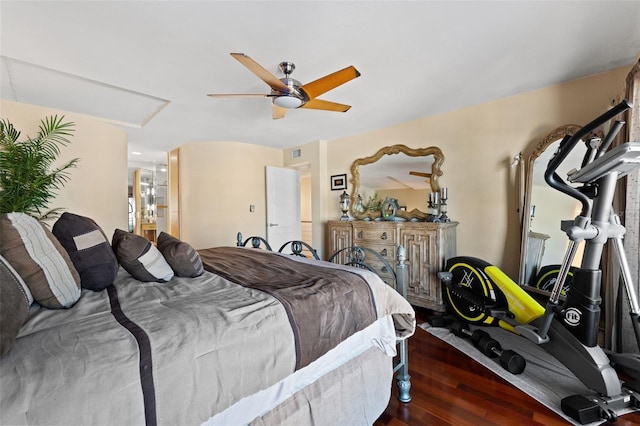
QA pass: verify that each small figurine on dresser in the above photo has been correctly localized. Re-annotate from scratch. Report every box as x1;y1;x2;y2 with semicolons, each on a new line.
381;197;400;221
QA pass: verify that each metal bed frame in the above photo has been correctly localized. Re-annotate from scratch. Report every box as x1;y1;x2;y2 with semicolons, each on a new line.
236;232;412;403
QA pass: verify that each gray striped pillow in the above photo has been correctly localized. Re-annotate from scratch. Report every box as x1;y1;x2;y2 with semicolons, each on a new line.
111;229;174;282
0;254;33;356
0;213;81;309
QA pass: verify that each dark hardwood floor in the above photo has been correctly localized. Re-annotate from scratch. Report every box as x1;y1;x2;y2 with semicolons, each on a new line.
374;308;640;426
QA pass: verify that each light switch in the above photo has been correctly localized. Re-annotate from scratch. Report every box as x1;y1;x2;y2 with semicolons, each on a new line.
249;204;255;212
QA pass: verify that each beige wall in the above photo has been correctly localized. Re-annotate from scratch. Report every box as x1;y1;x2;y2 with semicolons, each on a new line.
300;174;312;221
2;66;630;279
324;66;629;279
283;140;329;253
178;140;283;249
0;99;128;238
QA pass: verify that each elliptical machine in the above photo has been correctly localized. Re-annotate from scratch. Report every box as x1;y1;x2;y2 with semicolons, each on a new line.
439;100;640;424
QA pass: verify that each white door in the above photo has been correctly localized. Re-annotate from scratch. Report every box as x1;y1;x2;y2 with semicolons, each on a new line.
266;166;301;251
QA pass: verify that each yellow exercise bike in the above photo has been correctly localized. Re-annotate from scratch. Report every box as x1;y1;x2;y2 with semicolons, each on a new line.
439;100;640;424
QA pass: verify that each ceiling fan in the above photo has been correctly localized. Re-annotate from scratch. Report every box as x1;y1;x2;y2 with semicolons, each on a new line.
207;53;361;119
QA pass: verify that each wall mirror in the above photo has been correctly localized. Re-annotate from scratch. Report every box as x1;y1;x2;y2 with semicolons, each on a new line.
349;145;444;221
519;125;603;294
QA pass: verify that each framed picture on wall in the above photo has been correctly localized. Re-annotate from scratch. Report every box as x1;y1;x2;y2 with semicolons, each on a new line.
331;174;347;191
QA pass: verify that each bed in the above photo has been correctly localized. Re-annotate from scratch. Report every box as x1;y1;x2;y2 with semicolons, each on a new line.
0;212;415;425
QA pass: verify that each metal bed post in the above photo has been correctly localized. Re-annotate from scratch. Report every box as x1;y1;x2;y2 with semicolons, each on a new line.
395;245;411;402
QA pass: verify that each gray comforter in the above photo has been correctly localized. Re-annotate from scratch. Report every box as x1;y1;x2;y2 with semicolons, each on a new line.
0;247;415;425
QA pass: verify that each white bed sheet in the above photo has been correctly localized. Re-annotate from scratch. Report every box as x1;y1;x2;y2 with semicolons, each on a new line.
204;314;397;425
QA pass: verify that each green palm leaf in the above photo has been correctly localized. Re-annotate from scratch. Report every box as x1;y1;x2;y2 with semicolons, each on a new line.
0;115;79;219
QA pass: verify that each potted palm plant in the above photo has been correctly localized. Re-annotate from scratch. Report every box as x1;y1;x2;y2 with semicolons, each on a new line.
0;115;79;221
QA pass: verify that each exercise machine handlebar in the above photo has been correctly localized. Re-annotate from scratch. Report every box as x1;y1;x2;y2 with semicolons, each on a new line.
543;99;632;218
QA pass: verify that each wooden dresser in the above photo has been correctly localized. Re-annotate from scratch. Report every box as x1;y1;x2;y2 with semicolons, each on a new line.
326;220;458;311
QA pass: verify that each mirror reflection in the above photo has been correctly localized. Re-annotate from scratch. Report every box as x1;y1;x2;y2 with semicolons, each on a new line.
349;145;444;221
520;125;602;293
128;165;168;243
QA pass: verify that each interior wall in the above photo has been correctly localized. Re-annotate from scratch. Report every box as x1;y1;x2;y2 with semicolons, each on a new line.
283;140;329;255
178;140;283;249
300;174;312;244
2;67;630;276
0;99;128;238
324;66;630;279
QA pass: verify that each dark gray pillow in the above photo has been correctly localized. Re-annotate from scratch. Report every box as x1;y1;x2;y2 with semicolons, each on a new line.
0;255;33;356
52;212;119;291
157;232;204;278
111;229;174;282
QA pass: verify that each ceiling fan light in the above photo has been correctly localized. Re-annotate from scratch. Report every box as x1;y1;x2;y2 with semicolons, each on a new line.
273;95;303;109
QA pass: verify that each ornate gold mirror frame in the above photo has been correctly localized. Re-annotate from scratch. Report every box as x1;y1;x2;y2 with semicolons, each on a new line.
349;144;444;220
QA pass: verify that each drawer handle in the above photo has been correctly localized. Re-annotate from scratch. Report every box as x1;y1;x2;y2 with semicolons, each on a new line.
380;248;388;257
357;231;364;238
380;232;388;240
381;266;388;273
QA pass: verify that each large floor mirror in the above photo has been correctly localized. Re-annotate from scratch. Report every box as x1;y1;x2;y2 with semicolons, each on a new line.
349;144;444;221
519;125;603;294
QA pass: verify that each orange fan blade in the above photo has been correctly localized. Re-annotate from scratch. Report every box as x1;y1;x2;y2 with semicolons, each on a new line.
230;53;289;92
301;66;360;100
409;171;432;178
272;105;287;119
301;98;352;112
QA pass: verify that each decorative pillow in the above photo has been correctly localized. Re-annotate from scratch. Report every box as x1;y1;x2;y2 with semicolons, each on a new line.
0;213;81;309
52;212;119;291
111;229;174;282
0;255;33;356
157;232;204;278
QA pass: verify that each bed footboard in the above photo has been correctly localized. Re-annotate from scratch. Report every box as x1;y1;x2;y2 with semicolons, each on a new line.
235;231;412;403
394;246;411;403
328;245;412;403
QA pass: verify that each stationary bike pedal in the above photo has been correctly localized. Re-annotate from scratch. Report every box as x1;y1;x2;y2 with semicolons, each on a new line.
623;381;640;407
488;308;514;319
426;314;456;328
561;395;602;424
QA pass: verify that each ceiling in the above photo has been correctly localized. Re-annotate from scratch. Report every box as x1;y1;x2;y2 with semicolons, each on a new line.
1;1;639;171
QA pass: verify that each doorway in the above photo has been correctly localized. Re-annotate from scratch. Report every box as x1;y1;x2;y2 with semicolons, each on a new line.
265;163;313;253
266;166;301;251
128;164;168;243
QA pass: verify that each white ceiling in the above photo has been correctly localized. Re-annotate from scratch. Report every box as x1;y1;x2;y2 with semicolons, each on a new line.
1;1;639;170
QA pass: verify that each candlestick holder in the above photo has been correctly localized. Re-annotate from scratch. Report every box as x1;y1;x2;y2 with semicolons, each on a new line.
426;192;441;222
439;187;450;222
339;190;350;221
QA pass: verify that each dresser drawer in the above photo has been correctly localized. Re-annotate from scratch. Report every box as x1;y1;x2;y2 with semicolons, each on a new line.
358;243;394;259
357;248;396;288
353;225;396;244
326;220;458;312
